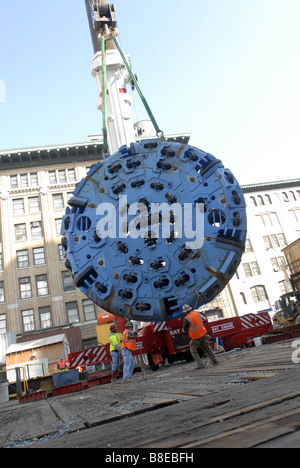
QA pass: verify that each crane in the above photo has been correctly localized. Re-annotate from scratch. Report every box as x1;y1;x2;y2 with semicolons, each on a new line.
84;0;136;155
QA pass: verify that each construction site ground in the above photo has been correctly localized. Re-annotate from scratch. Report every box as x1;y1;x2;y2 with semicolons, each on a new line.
1;338;300;449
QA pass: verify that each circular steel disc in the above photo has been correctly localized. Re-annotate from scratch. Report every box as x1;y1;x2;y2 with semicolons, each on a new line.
61;139;247;321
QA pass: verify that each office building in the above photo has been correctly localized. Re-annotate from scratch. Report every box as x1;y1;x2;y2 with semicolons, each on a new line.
0;141;104;347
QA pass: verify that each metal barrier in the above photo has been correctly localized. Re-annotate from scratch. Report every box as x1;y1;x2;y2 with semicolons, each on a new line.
4;362;47;398
1;363;74;399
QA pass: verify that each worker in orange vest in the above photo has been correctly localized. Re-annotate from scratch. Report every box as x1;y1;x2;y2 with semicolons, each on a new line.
58;357;69;370
121;321;138;380
182;304;219;369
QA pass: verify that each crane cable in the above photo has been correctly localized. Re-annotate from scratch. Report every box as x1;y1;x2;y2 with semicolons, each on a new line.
109;31;164;140
101;35;109;156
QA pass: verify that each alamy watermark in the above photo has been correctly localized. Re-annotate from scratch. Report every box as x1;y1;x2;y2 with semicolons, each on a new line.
95;195;205;249
292;339;300;364
0;79;6;104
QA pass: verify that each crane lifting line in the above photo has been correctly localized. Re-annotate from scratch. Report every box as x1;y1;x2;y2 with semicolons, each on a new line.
100;30;164;155
101;35;109;155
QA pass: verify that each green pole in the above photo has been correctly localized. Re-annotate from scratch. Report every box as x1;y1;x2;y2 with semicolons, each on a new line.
110;32;164;138
101;35;109;155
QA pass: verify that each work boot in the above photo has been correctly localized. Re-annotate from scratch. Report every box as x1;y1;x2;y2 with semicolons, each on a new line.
111;370;117;383
195;361;205;370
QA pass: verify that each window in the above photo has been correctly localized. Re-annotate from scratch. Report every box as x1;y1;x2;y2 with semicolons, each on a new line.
0;282;5;303
19;277;32;299
270;257;286;272
10;175;18;189
245;238;253;253
21;309;35;332
277;233;287;247
58;170;66;183
279;280;293;295
15;223;27;241
263;233;287;250
17;249;29;268
62;271;75;292
52;193;64;210
240;292;247;305
49;171;57;185
68;169;76;182
289;208;300;222
289;191;296;201
83;299;96;322
265;195;272;205
0;314;6;334
55;218;62;235
30;173;38;187
13;198;25;215
20;174;28;188
58;244;64;261
250;285;268;303
249;196;257;207
0;253;2;271
282;192;289;202
243;262;261;277
39;306;52;329
257;212;279;227
36;274;49;296
28;196;40;213
66;301;80;324
33;247;45;265
31;221;43;239
257;195;264;206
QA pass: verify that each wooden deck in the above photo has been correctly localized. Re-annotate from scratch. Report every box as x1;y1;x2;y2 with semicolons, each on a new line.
1;339;300;448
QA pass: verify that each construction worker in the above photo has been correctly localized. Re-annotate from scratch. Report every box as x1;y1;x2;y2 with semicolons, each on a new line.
57;357;68;370
109;324;122;383
121;321;138;380
182;304;219;369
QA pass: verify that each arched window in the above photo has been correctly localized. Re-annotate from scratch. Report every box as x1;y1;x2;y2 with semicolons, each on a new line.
250;285;268;303
282;192;289;202
273;192;281;203
257;195;265;206
240;292;247;305
249;196;257;207
265;194;272;205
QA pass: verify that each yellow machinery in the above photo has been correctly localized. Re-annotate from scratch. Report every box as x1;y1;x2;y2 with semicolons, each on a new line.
272;291;300;328
96;312;122;346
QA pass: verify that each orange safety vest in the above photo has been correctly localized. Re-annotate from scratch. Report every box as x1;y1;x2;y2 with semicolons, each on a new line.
185;311;207;340
121;329;137;352
58;359;68;369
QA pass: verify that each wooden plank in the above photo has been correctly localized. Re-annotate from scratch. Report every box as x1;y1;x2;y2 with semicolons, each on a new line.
241;373;276;381
256;430;300;448
183;406;300;448
1;341;299;448
0;400;59;448
47;399;87;433
132;392;300;449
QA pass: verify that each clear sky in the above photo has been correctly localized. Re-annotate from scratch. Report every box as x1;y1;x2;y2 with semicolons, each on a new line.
0;0;299;185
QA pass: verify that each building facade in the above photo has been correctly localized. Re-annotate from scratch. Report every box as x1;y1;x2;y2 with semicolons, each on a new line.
0;141;105;347
228;179;300;317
